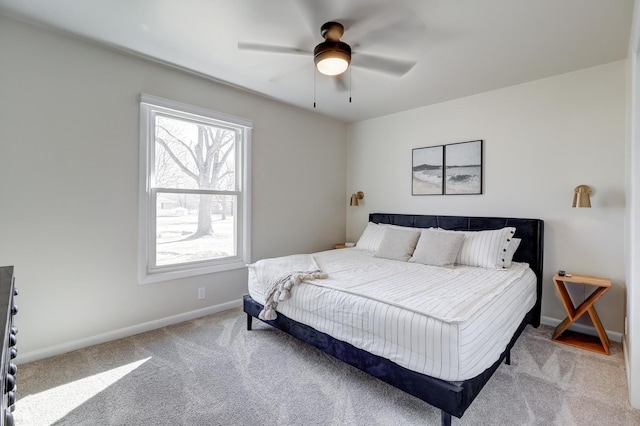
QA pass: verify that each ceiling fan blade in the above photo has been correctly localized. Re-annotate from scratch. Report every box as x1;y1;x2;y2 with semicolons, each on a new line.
352;19;426;50
333;74;349;92
294;0;330;37
352;52;416;77
339;3;410;39
237;42;311;56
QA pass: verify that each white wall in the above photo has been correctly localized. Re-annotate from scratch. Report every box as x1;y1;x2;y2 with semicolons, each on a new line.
0;16;347;361
347;61;627;334
625;0;640;409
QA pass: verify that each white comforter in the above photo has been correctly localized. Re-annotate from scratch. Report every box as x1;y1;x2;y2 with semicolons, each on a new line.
302;249;530;323
248;248;536;381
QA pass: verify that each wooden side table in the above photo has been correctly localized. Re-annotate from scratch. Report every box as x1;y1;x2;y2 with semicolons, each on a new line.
334;244;346;249
551;272;611;355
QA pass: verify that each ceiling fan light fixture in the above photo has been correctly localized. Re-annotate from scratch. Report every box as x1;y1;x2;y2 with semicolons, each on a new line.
314;41;351;76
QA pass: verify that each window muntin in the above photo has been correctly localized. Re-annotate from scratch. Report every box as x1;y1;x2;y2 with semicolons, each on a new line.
139;94;251;283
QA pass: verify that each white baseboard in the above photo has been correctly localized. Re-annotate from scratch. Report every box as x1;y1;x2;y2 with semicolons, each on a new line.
623;334;630;383
16;299;243;365
540;315;623;343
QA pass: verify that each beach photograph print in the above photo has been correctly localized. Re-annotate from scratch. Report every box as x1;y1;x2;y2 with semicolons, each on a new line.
412;145;444;195
444;140;483;194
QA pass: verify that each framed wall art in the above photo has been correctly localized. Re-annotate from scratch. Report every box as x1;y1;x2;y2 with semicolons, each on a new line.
444;140;483;195
412;140;483;196
412;145;444;195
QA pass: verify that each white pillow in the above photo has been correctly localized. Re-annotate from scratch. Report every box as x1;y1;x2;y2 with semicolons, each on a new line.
374;228;421;261
446;227;517;269
380;223;414;231
409;229;464;267
502;237;521;268
355;222;386;252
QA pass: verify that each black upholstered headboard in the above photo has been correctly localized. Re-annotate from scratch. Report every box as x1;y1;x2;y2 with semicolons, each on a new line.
369;213;544;326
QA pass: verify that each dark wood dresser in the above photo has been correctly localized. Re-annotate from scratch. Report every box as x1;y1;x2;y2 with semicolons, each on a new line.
0;267;17;426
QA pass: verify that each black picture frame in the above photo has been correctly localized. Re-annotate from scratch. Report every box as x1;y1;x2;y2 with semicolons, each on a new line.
412;140;483;196
444;140;483;195
412;145;444;195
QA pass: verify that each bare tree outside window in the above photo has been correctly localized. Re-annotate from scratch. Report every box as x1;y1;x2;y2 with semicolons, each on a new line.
153;115;239;266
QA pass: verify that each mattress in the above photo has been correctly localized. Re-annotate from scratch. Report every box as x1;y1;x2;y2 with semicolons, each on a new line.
248;248;537;382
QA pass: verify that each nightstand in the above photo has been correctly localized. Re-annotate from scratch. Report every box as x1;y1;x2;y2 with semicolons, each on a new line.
551;272;611;355
334;244;346;249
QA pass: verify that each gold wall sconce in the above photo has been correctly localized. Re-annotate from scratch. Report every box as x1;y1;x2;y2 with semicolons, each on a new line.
350;191;364;206
572;185;592;208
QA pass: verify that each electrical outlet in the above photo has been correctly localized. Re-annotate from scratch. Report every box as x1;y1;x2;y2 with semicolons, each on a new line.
197;287;205;300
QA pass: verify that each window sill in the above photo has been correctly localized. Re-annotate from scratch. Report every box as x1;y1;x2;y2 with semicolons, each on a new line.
139;260;247;285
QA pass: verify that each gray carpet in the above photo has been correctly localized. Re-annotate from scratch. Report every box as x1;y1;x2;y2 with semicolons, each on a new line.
14;308;640;425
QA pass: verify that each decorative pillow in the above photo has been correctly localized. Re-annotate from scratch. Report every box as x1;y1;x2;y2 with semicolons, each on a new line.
355;222;387;252
409;229;464;267
452;227;517;269
502;237;521;268
374;228;421;261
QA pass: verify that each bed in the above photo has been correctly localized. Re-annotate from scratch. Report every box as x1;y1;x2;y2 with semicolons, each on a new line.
243;213;544;425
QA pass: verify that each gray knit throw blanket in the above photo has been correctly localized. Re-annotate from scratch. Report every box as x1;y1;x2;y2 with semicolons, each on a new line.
249;254;328;320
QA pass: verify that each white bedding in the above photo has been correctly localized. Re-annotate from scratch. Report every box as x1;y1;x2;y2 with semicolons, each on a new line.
248;248;536;382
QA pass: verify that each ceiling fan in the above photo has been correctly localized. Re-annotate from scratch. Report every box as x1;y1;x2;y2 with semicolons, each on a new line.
314;21;352;76
238;18;419;89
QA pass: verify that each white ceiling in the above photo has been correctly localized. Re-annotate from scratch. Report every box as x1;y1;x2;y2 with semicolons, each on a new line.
0;0;634;123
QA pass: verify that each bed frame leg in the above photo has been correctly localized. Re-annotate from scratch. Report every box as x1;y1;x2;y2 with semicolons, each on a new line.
247;313;253;331
505;349;511;365
441;411;451;426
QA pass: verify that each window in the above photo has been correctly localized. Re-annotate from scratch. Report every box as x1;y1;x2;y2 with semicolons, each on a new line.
139;94;251;283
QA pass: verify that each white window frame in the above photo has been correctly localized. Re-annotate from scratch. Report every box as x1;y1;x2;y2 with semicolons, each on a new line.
138;94;252;284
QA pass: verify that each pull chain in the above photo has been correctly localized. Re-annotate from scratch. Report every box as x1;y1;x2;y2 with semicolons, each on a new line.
349;66;352;103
